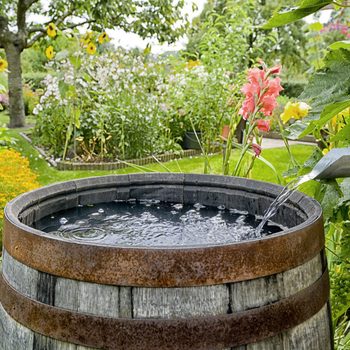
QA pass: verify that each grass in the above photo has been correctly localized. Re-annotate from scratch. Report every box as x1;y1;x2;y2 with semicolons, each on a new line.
0;110;36;128
6;127;315;186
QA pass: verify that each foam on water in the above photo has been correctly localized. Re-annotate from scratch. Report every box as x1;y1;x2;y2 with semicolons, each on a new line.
36;200;286;247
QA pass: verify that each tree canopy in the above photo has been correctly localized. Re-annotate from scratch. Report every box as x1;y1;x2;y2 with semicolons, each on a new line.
0;0;188;127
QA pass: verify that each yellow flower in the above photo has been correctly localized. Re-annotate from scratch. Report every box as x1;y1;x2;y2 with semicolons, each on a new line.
47;23;57;38
98;32;109;44
87;42;97;55
331;108;349;129
186;59;201;69
322;148;329;156
280;101;311;124
0;59;8;72
82;32;93;45
45;46;54;60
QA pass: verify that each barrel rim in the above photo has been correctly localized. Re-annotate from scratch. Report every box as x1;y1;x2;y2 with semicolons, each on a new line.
4;173;322;247
3;173;325;286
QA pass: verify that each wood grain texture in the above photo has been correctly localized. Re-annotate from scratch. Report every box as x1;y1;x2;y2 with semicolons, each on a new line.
133;285;230;319
0;250;331;350
230;254;331;350
2;249;38;299
0;303;34;350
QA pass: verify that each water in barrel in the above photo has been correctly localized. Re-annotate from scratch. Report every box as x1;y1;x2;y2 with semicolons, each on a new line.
36;200;286;247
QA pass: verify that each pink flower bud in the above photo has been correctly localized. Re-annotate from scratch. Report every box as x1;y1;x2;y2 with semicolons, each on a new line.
252;143;262;157
268;65;282;75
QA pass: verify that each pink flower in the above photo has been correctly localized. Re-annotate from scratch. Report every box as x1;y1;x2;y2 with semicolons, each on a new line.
268;65;282;75
252;143;262;157
266;77;283;97
256;119;271;132
239;96;255;120
260;95;278;116
239;63;283;120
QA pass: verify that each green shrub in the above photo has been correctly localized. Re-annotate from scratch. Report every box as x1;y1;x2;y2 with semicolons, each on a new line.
23;72;47;90
281;79;307;98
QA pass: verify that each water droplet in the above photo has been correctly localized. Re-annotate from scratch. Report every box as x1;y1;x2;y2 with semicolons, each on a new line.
59;217;68;225
98;208;105;214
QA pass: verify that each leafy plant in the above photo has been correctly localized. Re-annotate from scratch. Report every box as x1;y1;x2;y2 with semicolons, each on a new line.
0;149;39;247
264;1;350;344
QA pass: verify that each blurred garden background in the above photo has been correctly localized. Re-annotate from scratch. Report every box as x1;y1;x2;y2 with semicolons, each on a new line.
0;0;349;347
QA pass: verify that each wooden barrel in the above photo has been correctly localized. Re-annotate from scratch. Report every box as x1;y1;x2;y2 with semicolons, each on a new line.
0;173;332;350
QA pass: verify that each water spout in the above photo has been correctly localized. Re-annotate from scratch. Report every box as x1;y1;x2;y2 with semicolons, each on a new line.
256;147;350;234
307;148;350;180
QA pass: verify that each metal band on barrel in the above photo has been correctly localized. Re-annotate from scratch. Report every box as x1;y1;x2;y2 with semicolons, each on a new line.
0;270;329;349
4;214;325;287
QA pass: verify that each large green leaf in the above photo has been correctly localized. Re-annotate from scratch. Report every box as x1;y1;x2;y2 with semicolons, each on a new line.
297;100;350;138
301;49;350;112
285;48;350;139
262;1;332;29
331;124;350;142
329;40;350;51
316;180;343;220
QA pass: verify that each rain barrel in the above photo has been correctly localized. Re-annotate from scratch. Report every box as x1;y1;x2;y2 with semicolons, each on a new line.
0;173;332;349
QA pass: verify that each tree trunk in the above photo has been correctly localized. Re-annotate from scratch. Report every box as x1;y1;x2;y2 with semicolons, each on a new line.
5;43;25;128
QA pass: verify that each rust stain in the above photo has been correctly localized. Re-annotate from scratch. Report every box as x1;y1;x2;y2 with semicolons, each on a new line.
3;215;325;287
0;270;330;349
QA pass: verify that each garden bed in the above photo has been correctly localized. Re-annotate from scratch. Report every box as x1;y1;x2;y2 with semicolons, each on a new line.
56;149;202;171
20;132;203;171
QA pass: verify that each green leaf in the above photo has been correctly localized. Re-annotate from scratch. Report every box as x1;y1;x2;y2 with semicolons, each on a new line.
298;100;350;138
316;181;343;219
285;120;308;140
309;22;323;31
55;50;69;61
296;48;350;138
329;40;350;51
262;1;332;29
246;149;283;184
331;124;350;142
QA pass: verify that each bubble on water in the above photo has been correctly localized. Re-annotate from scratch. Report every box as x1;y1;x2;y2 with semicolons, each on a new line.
98;208;105;214
236;215;246;226
172;203;183;210
194;203;206;210
77;204;83;208
76;220;87;225
50;215;55;219
59;217;68;225
90;212;100;216
217;205;225;210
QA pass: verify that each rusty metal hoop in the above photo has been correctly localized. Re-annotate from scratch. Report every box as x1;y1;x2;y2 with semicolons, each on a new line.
0;270;329;350
3;174;325;287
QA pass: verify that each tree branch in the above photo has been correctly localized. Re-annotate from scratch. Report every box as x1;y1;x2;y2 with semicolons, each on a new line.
0;15;9;46
26;8;75;48
64;19;96;30
17;0;27;33
24;0;40;8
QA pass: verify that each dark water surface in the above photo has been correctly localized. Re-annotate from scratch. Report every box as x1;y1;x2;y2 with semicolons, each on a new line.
35;200;286;247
